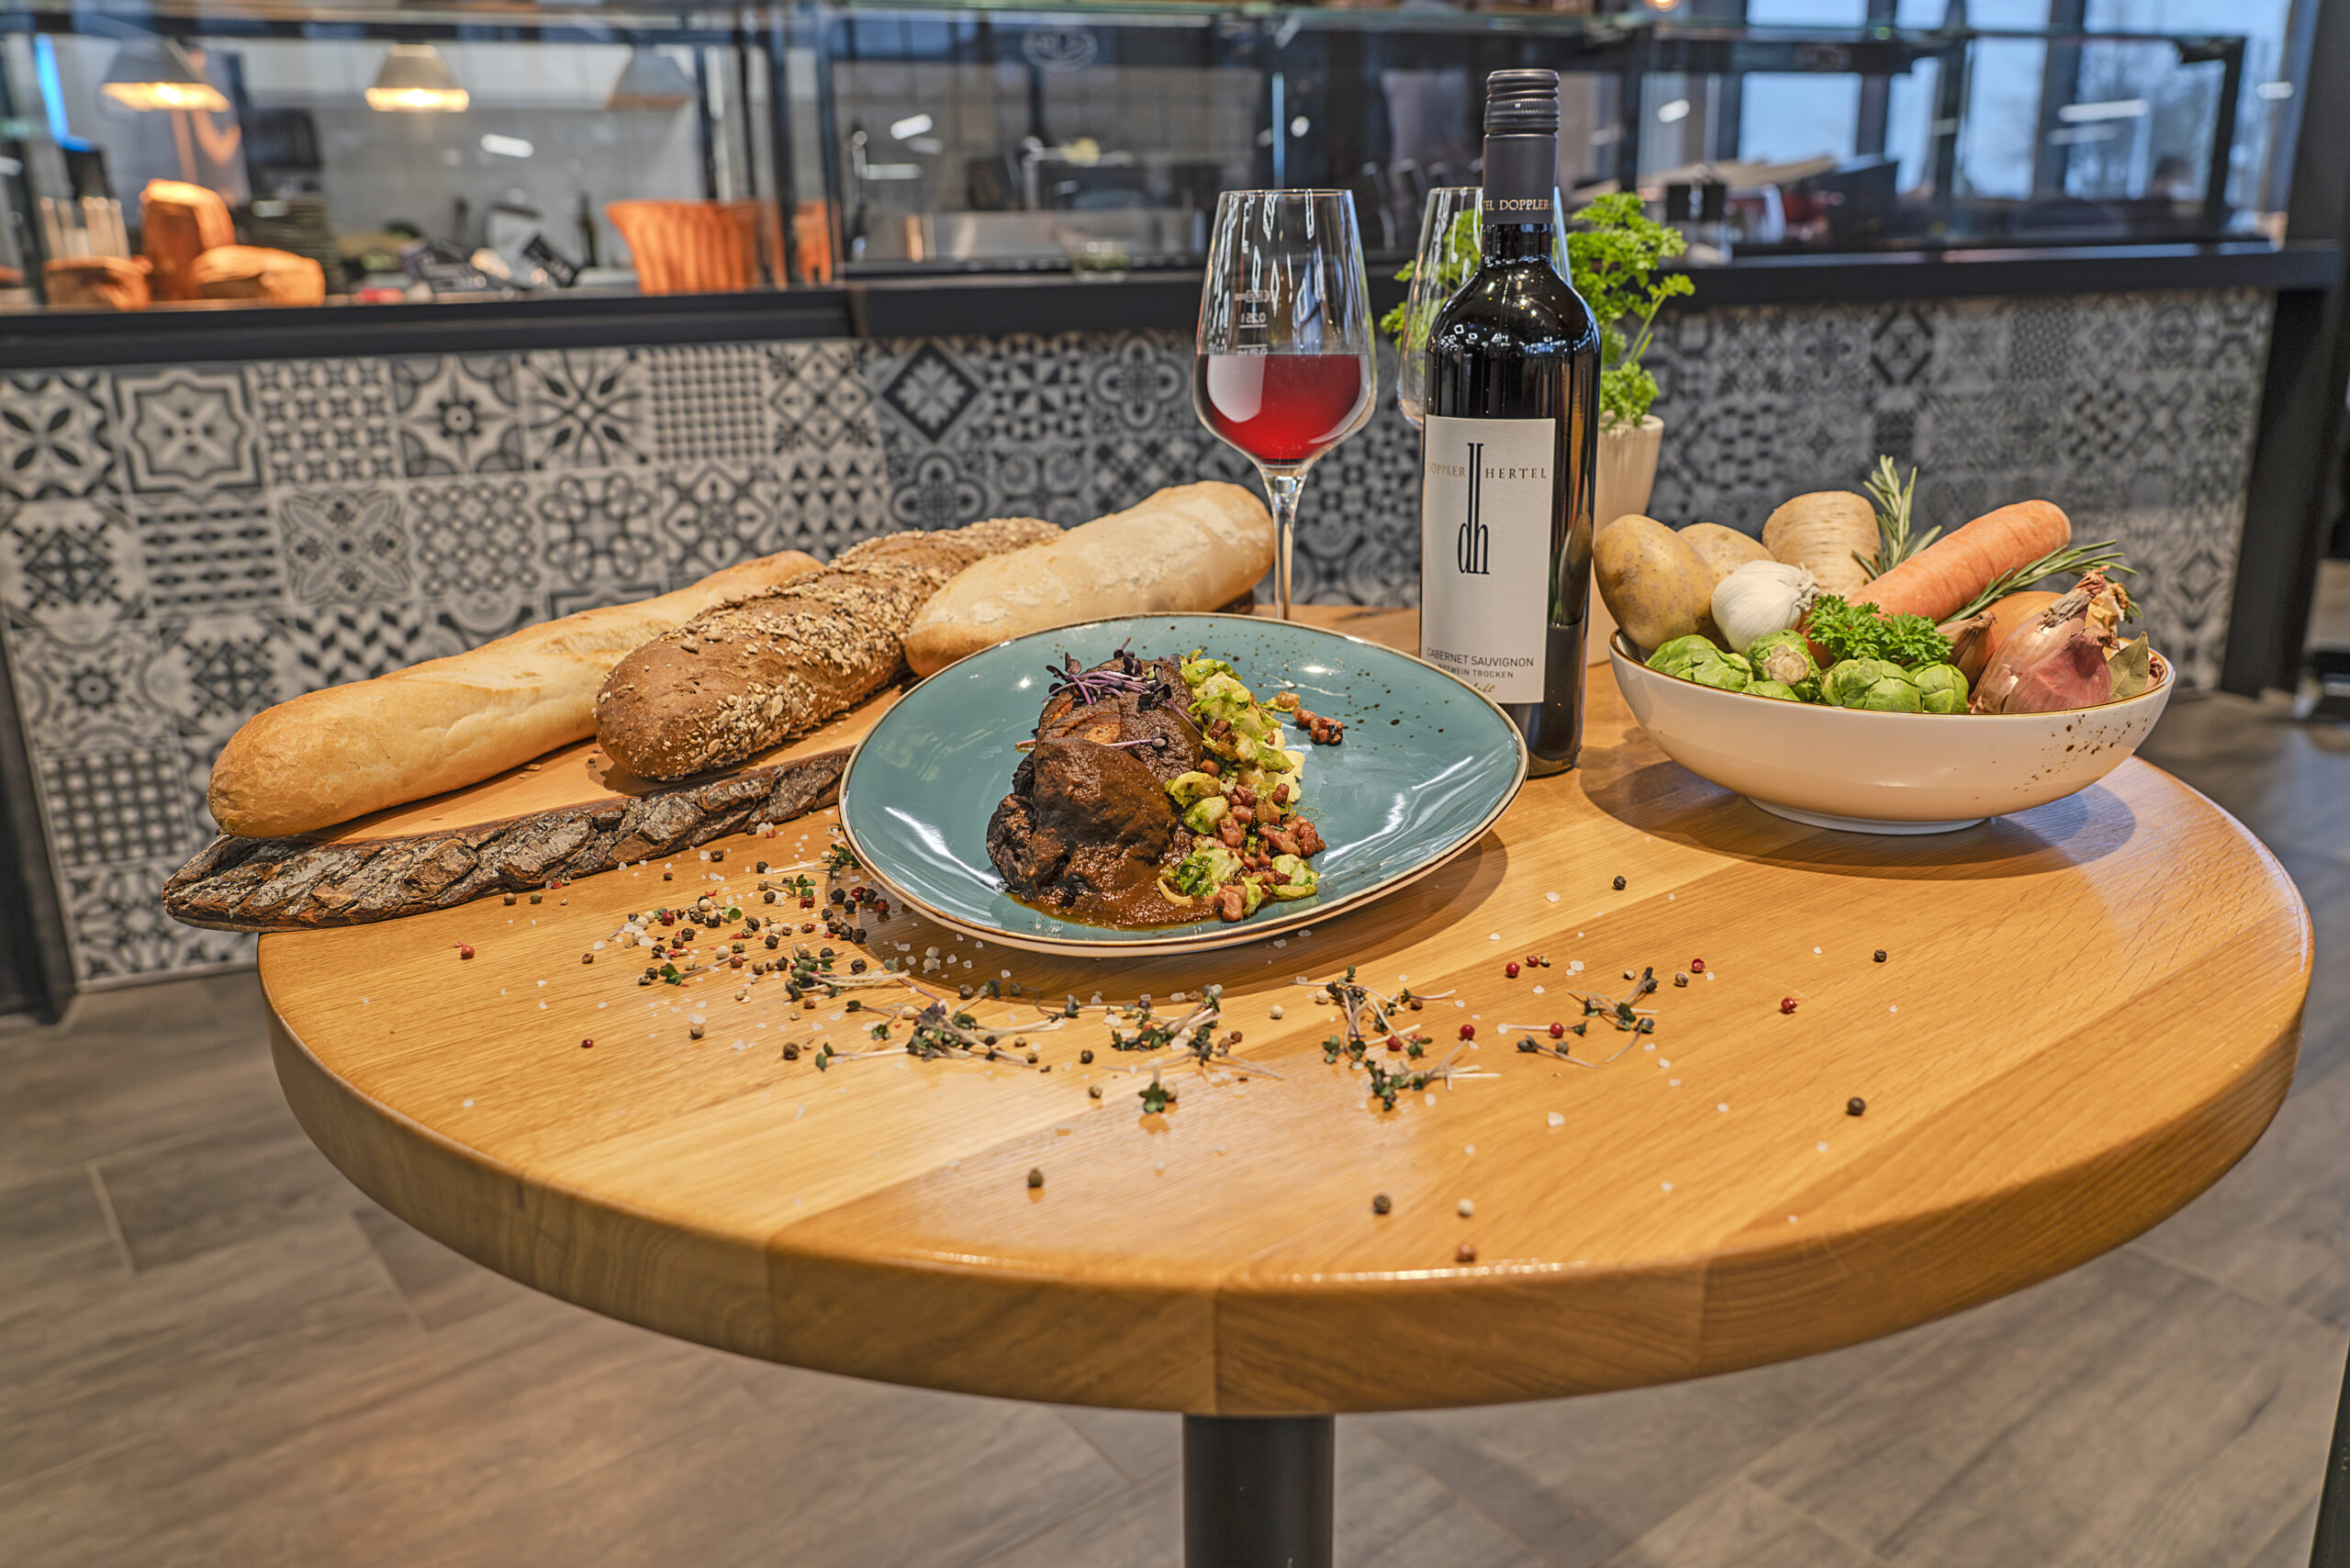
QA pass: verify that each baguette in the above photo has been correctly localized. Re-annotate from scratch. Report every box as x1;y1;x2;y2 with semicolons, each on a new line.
901;482;1273;676
207;550;822;839
596;516;1061;780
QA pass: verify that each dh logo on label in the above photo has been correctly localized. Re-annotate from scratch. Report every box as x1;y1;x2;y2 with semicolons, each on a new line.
1456;440;1490;576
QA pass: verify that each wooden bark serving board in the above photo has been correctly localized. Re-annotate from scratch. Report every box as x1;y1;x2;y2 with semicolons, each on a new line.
162;691;901;933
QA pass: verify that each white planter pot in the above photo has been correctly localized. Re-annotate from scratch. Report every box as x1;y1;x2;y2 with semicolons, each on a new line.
1584;415;1663;663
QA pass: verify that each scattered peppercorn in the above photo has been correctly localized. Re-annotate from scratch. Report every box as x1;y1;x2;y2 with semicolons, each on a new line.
1371;1193;1393;1215
1088;1085;1102;1099
783;1044;800;1060
1690;958;1706;973
755;861;768;873
1459;1023;1475;1040
1874;949;1887;963
1456;1243;1477;1263
455;944;474;959
1505;961;1521;979
1026;1168;1045;1189
1549;1022;1565;1038
1080;1049;1095;1065
1673;972;1689;988
580;1038;593;1049
1780;997;1799;1014
529;891;543;904
1847;1096;1865;1116
501;892;516;906
1612;876;1626;890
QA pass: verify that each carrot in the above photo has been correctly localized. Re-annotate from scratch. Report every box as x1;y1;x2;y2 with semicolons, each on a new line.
1860;500;2071;624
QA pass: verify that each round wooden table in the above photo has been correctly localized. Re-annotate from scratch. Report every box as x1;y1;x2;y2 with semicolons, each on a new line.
260;608;2311;1566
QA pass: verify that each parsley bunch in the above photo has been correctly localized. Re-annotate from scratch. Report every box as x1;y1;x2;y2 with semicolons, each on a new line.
1805;595;1953;669
1565;193;1695;430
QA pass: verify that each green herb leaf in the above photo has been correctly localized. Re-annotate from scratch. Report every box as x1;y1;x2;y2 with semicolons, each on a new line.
1857;455;1939;580
1805;595;1954;668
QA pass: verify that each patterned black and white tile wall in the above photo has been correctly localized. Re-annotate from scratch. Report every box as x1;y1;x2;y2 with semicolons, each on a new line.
0;287;2273;987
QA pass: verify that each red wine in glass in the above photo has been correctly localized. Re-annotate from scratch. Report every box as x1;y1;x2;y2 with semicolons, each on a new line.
1193;353;1372;466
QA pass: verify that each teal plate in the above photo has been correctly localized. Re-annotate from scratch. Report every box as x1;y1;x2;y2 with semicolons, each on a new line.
836;613;1529;957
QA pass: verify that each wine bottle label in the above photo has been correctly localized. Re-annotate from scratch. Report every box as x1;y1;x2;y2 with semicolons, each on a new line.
1420;413;1553;703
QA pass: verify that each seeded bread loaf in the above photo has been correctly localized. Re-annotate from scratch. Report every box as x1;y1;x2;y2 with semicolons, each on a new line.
207;548;822;839
595;516;1061;780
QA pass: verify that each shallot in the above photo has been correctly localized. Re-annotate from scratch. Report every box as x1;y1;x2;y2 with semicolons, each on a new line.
1971;570;2121;714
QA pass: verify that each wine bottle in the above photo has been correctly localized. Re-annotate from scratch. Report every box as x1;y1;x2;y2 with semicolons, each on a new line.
1418;68;1603;775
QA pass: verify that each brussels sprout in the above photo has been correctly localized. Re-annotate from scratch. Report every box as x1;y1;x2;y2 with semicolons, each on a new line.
1180;651;1235;688
1647;635;1720;678
1164;771;1223;805
1237;877;1267;917
1912;663;1970;715
1824;658;1922;712
1747;679;1800;701
1684;648;1753;692
1164;843;1241;900
1182;795;1229;834
1269;855;1318;900
1792;676;1825;703
1745;630;1819;688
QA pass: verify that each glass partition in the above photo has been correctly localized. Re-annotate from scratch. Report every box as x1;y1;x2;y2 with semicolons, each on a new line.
0;0;2308;313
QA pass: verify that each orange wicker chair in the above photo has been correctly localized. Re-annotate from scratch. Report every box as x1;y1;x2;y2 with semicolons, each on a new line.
44;255;151;310
140;179;236;302
792;200;835;284
191;244;327;307
606;199;776;294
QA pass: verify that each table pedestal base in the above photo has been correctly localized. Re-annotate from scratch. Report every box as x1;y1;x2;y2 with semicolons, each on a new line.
1182;1415;1335;1568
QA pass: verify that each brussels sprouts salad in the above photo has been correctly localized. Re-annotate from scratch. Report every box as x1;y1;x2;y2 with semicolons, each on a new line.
1158;652;1336;922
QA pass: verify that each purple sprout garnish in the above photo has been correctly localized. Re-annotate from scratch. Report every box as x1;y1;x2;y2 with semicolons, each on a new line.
1103;734;1171;752
1046;652;1161;708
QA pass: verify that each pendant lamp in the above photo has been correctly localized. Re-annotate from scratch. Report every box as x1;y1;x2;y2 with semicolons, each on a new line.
100;37;230;113
368;43;468;112
607;46;693;111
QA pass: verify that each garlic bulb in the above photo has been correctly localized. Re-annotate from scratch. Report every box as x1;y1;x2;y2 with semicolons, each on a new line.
1710;560;1817;654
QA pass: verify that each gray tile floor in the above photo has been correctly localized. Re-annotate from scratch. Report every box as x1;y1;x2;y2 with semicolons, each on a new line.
4;689;2346;1567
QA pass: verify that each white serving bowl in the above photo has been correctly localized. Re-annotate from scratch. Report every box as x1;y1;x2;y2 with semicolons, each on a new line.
1607;634;2175;834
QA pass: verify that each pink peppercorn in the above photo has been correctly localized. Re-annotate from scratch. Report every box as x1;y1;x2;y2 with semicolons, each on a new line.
1459;1023;1476;1041
1780;996;1798;1014
1549;1022;1565;1039
1505;961;1521;979
1386;1034;1404;1053
580;1038;593;1049
455;944;474;959
1691;958;1706;973
1455;1243;1478;1262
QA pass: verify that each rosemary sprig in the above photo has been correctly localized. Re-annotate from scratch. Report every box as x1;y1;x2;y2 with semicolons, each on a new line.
1948;541;2136;623
1856;455;1939;581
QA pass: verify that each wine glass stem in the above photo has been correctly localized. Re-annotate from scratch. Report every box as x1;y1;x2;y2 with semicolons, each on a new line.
1261;466;1305;622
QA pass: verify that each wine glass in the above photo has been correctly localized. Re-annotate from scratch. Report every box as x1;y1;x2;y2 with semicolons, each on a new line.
1396;185;1573;428
1395;186;1482;429
1194;190;1377;621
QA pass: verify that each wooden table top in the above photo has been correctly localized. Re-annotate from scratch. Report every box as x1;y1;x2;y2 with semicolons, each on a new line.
259;607;2311;1416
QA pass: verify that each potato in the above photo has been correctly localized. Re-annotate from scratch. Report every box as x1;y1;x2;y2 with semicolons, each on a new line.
1594;515;1714;652
1677;522;1771;593
1762;491;1876;599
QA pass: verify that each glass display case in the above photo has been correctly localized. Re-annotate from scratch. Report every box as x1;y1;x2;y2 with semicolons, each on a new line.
0;0;2311;312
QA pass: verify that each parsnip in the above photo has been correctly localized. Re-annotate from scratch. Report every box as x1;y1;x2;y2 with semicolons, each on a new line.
1762;491;1876;599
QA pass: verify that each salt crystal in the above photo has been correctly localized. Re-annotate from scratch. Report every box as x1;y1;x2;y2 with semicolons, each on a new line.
1465;1145;1477;1156
1889;1004;1899;1014
1457;1199;1475;1216
1661;1181;1674;1193
1423;1092;1437;1107
1533;985;1545;995
1547;1112;1565;1127
462;1098;474;1108
1546;892;1560;902
1717;1103;1729;1113
1668;1078;1681;1086
1817;1141;1830;1152
1270;1004;1285;1020
1274;938;1287;948
1814;946;1822;955
1488;932;1500;940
